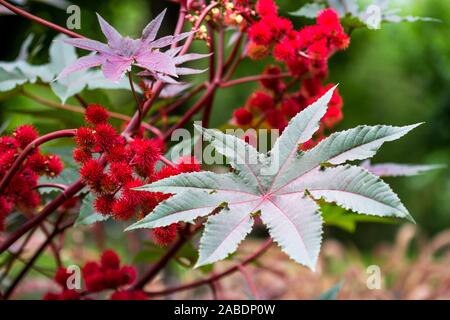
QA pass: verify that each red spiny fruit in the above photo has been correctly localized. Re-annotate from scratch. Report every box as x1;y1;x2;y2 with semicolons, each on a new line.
248;21;273;45
54;267;71;288
103;268;124;288
13;125;38;149
301;77;323;98
119;266;136;285
73;147;92;163
85;104;109;125
44;251;140;299
307;38;329;60
0;136;18;153
110;290;147;300
138;192;162;216
266;109;288;131
152;165;181;182
105;143;129;163
260;65;284;92
265;15;293;40
248;91;274;112
101;249;120;270
330;32;350;50
233;107;253;126
152;224;178;246
46;155;63;177
82;261;101;277
74;127;96;149
121;179;146;204
274;40;297;63
322;85;343;127
317;8;341;27
27;153;47;174
256;0;277;17
129;138;161;177
80;159;106;191
176;156;201;173
43;289;81;300
109;162;133;185
112;197;136;220
84;272;106;293
94;194;115;215
28;154;62;176
151;138;166;154
281;98;302;118
94;123;119;152
0;150;16;174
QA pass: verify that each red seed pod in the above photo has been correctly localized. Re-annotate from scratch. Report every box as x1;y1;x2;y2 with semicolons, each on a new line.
85;104;109;125
233;107;253;126
13;125;38;149
101;249;121;270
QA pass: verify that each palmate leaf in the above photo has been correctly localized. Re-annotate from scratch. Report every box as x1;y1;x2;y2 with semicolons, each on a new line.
127;86;432;270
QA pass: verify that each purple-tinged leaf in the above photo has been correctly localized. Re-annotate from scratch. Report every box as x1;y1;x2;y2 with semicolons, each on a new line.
159;83;192;98
165;46;183;58
173;53;212;65
63;38;113;55
96;13;122;48
150;31;194;49
142;9;167;43
56;54;105;80
176;67;207;75
102;57;132;81
135;51;177;76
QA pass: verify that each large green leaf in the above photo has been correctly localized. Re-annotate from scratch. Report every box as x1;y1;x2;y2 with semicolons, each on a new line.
127;87;430;270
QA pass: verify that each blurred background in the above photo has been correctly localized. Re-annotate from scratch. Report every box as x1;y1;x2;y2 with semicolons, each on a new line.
0;0;449;299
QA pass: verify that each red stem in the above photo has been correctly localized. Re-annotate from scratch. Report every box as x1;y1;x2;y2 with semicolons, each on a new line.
179;1;219;56
163;83;218;140
3;221;72;299
145;239;273;296
220;73;291;88
0;0;84;39
0;129;76;194
0;180;84;255
131;230;189;290
238;265;260;299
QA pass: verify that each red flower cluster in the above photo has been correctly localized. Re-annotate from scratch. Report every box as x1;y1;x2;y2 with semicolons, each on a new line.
247;0;292;60
274;8;349;78
0;125;63;230
233;3;348;146
247;1;349;78
75;105;200;245
43;250;147;300
232;64;343;135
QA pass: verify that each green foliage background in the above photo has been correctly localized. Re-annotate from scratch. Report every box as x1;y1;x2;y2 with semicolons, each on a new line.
0;0;448;249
